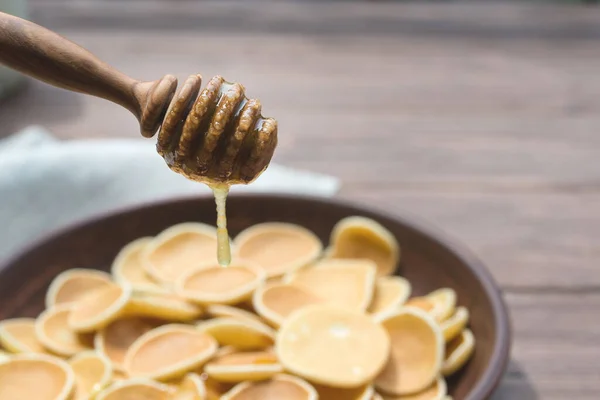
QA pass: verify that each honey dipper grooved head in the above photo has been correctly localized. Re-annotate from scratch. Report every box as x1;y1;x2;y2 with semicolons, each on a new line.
157;75;278;185
137;74;178;138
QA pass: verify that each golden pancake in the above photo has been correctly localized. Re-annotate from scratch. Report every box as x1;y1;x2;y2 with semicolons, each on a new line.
68;282;132;333
285;259;376;312
234;222;323;278
425;289;457;322
124;324;218;381
328;216;400;277
69;351;113;400
380;376;446;400
196;317;275;350
95;317;162;371
440;307;469;342
46;269;113;309
96;378;173;400
312;383;374;400
124;291;203;321
277;305;390;388
36;305;93;357
0;318;48;354
172;373;207;400
253;282;323;327
175;261;265;305
375;308;444;395
111;237;164;293
221;374;318;400
204;350;283;382
368;276;411;319
205;304;265;325
142;222;220;285
0;354;75;400
441;329;475;376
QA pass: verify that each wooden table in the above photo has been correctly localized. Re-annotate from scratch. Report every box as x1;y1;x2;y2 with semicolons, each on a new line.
2;1;600;398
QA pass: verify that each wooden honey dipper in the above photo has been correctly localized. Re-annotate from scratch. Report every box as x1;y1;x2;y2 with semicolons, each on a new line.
0;12;278;266
0;12;278;186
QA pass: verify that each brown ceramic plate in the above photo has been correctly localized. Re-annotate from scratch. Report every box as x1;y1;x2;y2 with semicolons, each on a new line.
0;194;510;400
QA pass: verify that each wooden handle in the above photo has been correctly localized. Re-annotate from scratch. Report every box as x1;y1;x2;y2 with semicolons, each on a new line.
0;12;177;137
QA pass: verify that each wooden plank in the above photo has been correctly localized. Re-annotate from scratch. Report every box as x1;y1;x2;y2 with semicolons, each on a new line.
27;0;600;39
495;293;600;400
341;190;600;290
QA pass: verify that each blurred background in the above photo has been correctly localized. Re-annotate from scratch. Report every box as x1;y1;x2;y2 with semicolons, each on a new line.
1;1;600;399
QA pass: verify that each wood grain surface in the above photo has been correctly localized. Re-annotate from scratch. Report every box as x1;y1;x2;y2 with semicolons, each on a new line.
2;1;600;398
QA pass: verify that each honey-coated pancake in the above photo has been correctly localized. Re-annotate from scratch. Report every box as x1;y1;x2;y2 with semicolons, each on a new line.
234;222;323;278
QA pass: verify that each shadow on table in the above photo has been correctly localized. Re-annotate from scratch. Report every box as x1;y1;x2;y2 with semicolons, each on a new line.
0;78;83;138
490;359;539;400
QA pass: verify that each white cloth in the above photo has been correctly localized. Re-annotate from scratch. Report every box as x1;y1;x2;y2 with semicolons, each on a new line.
0;126;340;260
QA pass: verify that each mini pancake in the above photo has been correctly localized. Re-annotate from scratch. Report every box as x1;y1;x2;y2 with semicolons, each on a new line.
46;269;113;309
124;291;204;321
277;305;390;388
233;222;323;278
285;259;376;312
379;376;447;400
368;276;411;319
440;307;469;342
95;317;162;371
205;304;265;325
36;305;93;357
425;289;457;322
124;324;218;381
175;261;265;305
68;282;132;333
375;308;444;395
312;383;374;400
196;317;275;350
142;222;220;285
96;378;173;400
0;318;48;354
172;373;207;400
253;282;324;327
0;353;75;400
221;374;318;400
204;350;283;382
68;351;113;400
328;216;400;277
441;329;475;377
111;237;164;293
